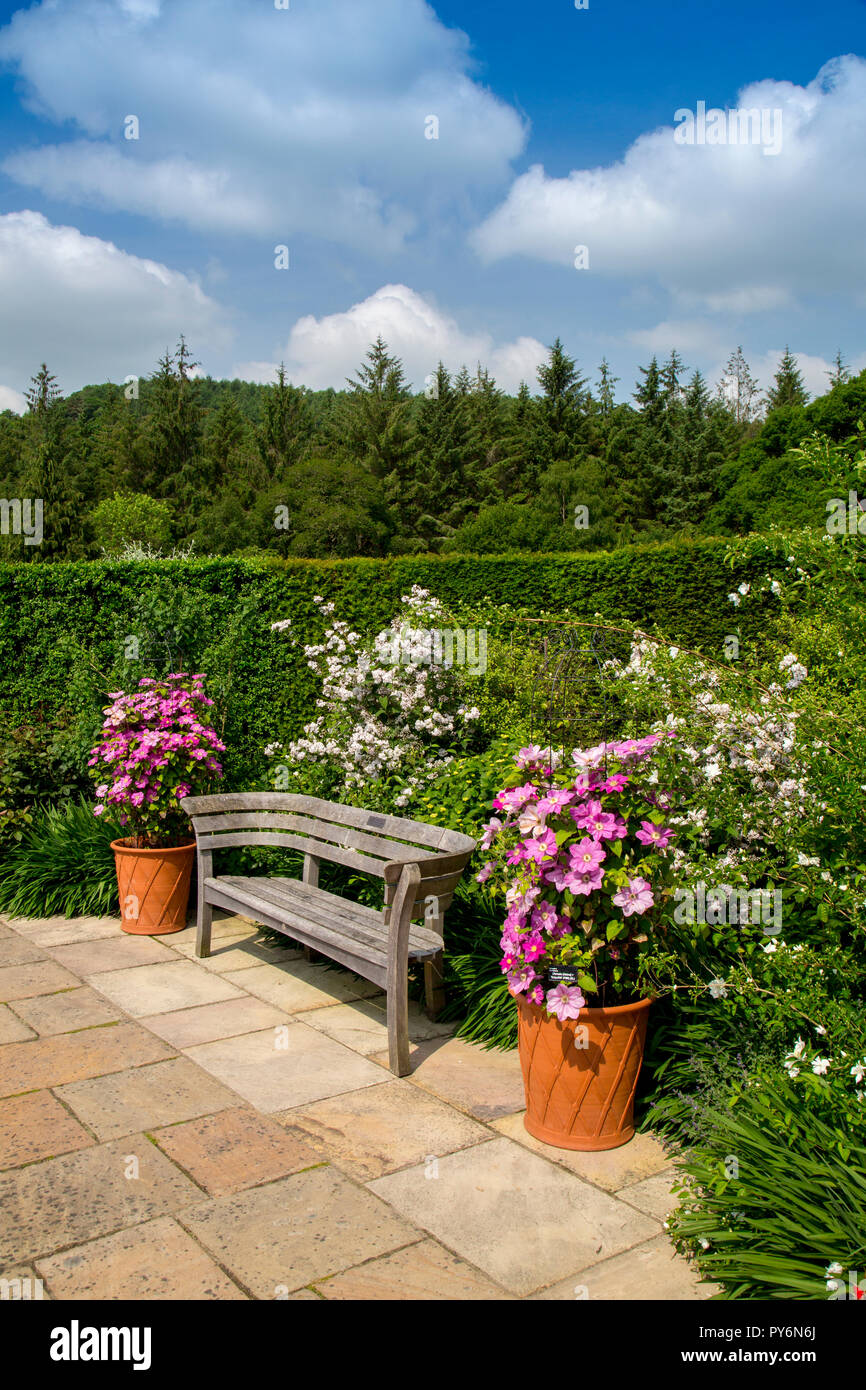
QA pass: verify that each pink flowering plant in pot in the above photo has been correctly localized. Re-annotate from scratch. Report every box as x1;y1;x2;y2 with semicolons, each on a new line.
479;734;680;1016
88;673;226;850
478;734;681;1150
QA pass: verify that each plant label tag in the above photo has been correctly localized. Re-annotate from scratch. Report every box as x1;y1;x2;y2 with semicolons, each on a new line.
547;965;579;986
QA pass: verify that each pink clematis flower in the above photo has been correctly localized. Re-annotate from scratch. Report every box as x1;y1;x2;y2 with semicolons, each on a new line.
480;818;502;850
635;820;674;849
569;837;607;872
612;877;655;916
530;901;559;934
523;829;558;865
546;983;586;1021
508;964;537;994
536;788;576;816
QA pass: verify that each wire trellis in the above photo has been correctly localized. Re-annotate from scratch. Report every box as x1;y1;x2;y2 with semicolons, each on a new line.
510;619;632;785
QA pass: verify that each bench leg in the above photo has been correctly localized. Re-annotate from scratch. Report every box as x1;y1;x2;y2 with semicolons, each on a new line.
387;984;411;1077
424;951;445;1020
195;893;213;959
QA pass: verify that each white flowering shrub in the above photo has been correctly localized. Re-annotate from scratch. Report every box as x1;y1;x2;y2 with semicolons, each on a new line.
265;587;482;808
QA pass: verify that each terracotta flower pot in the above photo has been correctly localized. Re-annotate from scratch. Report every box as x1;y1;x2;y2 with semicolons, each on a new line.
516;993;651;1151
111;839;196;936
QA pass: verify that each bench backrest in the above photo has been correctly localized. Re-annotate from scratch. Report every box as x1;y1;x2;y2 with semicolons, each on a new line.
181;792;476;921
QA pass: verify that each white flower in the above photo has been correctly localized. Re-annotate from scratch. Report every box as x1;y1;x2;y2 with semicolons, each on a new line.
708;978;728;999
850;1060;866;1085
811;1057;831;1076
788;1038;807;1059
826;1262;845;1277
814;1025;826;1036
669;647;680;659
270;618;292;632
728;592;741;607
762;940;778;954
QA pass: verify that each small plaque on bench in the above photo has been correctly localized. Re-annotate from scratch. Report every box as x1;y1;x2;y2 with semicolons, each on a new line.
367;814;387;828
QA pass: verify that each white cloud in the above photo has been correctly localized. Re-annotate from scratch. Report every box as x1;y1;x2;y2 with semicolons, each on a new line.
234;283;547;392
0;0;526;253
0;211;229;393
628;319;729;359
473;55;866;310
0;385;27;414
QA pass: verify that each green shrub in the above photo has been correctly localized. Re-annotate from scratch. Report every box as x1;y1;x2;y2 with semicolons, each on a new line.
658;1075;866;1299
0;797;121;918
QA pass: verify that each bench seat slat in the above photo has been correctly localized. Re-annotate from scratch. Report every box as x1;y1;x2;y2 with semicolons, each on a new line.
222;875;405;956
206;875;443;960
204;882;389;988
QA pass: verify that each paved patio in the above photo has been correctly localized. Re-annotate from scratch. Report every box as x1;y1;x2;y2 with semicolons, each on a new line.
0;909;713;1300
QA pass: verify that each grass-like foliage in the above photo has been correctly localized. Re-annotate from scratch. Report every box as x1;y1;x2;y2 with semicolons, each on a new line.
0;797;121;919
655;1076;866;1299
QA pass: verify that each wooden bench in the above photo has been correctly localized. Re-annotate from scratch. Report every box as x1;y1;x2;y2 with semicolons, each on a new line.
180;792;477;1076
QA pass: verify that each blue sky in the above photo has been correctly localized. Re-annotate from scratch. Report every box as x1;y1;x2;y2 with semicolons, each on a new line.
0;0;864;411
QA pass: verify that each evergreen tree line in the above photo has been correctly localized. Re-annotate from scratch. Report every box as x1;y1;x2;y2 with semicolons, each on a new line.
0;334;863;561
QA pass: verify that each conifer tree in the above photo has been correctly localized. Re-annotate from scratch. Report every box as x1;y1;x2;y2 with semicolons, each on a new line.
825;350;851;388
258;364;311;480
717;346;760;425
765;347;809;412
20;365;82;560
535;338;588;464
337;338;412;490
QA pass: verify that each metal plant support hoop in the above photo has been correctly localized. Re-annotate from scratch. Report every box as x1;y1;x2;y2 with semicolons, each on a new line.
512;620;631;785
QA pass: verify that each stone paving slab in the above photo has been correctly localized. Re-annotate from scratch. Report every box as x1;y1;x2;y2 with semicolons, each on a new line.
224;960;383;1015
301;997;455;1055
2;917;126;948
314;1238;514;1300
0;1089;95;1168
179;1167;420;1297
165;916;261;950
492;1111;673;1192
184;1024;386;1112
56;1058;240;1141
368;1136;659;1296
0;1135;202;1264
36;1217;248;1301
0;960;82;1002
139;995;290;1049
91;961;245;1016
531;1233;714;1300
392;1036;527;1121
168;936;302;973
278;1079;490;1182
152;1106;321;1196
0;1004;36;1044
0;1266;50;1299
0;937;51;968
10;986;124;1037
48;936;176;975
0;1022;175;1097
617;1170;681;1223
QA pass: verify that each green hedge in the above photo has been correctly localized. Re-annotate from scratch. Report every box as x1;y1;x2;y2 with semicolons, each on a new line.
0;540;783;786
